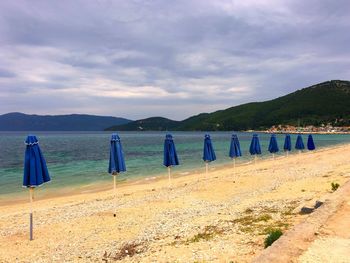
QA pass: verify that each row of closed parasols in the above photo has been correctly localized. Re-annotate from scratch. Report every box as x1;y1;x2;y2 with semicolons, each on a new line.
23;133;315;240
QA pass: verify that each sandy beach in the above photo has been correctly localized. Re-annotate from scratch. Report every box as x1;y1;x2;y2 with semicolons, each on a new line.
1;144;350;262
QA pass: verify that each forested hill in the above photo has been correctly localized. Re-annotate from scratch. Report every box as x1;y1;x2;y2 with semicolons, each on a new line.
0;112;131;131
107;80;350;131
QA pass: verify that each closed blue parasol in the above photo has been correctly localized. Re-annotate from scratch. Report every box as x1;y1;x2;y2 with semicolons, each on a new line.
307;134;316;151
163;134;179;167
108;134;126;174
249;134;261;165
23;135;51;187
23;135;51;241
203;134;216;162
229;134;242;158
249;134;261;155
163;134;179;187
268;134;279;158
203;134;216;177
295;134;305;152
108;133;126;216
284;134;292;155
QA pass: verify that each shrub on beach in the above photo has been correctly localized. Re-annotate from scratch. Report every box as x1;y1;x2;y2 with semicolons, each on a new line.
331;182;340;192
264;229;283;248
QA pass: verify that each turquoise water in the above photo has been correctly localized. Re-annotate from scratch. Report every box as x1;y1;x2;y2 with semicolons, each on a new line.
1;131;350;201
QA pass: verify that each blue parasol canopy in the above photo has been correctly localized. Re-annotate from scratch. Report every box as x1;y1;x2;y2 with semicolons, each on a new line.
295;134;305;150
108;134;126;174
23;135;51;188
268;134;279;153
307;134;316;150
229;134;242;158
163;134;179;167
249;134;261;155
203;134;216;162
284;134;292;151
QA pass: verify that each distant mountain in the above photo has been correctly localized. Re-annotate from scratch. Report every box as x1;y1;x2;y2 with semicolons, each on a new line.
106;80;350;131
106;117;180;131
0;113;132;131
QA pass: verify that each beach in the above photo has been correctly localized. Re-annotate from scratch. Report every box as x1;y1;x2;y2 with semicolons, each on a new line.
1;144;350;262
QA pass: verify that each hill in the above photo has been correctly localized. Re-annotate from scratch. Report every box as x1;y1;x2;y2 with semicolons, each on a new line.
106;80;350;131
0;112;131;131
105;117;180;131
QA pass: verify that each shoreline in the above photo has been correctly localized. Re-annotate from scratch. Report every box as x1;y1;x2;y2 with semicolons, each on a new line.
1;130;349;134
264;131;350;135
246;130;350;135
1;142;349;207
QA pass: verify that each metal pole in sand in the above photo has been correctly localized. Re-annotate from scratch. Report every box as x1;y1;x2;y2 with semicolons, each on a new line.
254;155;257;174
29;187;34;240
205;162;209;179
233;158;236;181
168;166;171;189
113;173;117;217
272;153;278;186
272;153;276;185
204;162;209;189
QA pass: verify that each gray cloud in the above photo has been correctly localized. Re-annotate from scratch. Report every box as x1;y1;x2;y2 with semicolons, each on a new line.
0;0;349;120
0;68;16;78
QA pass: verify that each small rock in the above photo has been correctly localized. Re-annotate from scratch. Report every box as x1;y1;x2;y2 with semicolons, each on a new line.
294;198;324;214
300;206;314;214
314;200;323;209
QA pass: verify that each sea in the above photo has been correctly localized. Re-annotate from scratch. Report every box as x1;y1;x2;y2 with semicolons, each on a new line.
1;131;350;202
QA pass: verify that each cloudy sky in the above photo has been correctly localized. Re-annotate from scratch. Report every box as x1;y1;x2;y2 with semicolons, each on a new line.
0;0;349;120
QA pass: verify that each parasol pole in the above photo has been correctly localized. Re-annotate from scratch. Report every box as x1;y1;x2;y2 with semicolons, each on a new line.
113;173;117;217
204;162;209;189
254;155;257;174
233;158;236;176
29;187;34;240
205;162;209;179
168;166;171;189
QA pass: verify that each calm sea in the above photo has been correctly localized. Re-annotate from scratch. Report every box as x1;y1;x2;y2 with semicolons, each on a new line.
1;131;350;202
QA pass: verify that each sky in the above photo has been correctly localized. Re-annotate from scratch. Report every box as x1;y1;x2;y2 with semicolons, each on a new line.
0;0;349;121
